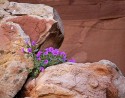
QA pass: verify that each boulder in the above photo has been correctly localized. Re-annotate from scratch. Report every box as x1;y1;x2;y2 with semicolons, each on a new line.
0;1;64;98
22;60;125;98
0;1;64;49
0;0;8;4
0;21;33;98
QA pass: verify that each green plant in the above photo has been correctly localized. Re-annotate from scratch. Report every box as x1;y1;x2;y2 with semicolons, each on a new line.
21;41;75;78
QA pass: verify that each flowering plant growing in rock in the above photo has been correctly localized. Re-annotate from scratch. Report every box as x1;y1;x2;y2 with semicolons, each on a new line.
22;41;75;77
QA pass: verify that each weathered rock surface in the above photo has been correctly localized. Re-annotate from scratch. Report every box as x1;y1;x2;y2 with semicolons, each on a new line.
0;1;64;98
8;0;125;20
22;60;125;98
60;17;125;75
0;1;64;49
0;21;33;98
10;0;125;76
7;2;53;17
0;0;8;4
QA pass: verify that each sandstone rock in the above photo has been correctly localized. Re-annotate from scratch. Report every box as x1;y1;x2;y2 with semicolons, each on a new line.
60;17;125;75
0;22;33;98
0;2;64;49
0;9;10;18
99;60;123;75
8;0;125;20
22;60;125;98
0;0;8;4
0;0;9;10
2;16;55;44
0;1;64;98
6;2;53;18
9;0;125;76
0;0;10;18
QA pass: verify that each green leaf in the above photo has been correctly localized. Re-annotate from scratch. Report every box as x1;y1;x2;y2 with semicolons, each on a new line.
33;49;39;52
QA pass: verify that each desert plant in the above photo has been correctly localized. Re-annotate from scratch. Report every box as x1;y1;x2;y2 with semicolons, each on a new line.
21;41;75;77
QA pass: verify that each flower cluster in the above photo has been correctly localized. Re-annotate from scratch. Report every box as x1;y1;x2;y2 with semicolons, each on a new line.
22;41;75;77
36;47;67;63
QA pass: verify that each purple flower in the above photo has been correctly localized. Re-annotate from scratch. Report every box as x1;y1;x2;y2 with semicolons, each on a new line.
63;57;67;62
55;49;59;52
36;51;42;57
52;49;59;56
60;52;66;57
44;59;49;64
48;47;54;52
31;41;36;46
68;59;76;63
37;57;41;61
40;66;45;72
43;51;48;55
21;48;24;53
45;48;49;51
27;48;32;53
45;47;54;53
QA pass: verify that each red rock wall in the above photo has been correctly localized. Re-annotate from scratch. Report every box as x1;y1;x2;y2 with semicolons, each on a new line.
9;0;125;20
61;19;125;74
9;0;125;75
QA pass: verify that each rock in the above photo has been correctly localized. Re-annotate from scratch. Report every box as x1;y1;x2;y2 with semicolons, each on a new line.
1;2;64;49
6;2;53;18
0;0;10;18
0;1;64;98
2;15;56;44
0;22;33;98
99;60;123;75
60;17;125;75
9;0;125;76
0;0;9;10
0;9;10;18
8;0;125;20
0;0;8;4
22;60;125;98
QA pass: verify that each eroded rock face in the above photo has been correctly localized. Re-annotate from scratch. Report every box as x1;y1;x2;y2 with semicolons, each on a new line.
0;22;33;98
22;60;125;98
0;1;64;98
0;1;64;49
60;17;125;75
